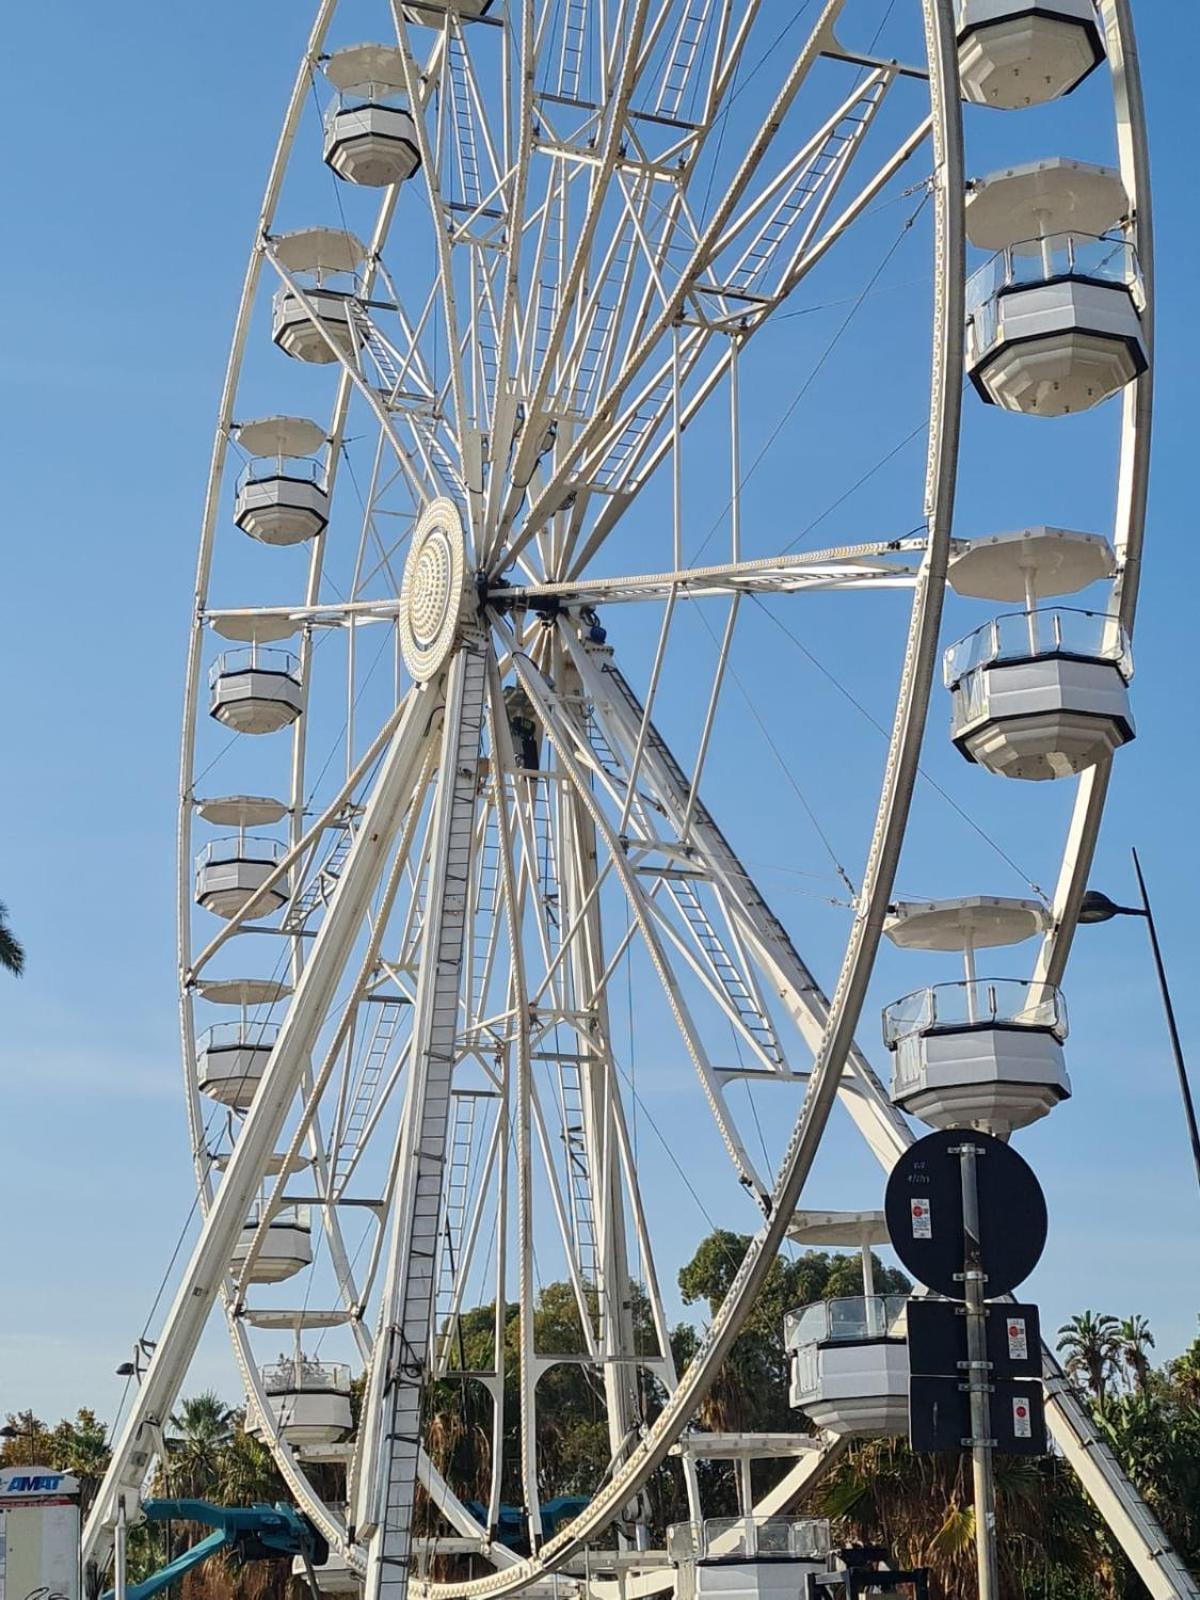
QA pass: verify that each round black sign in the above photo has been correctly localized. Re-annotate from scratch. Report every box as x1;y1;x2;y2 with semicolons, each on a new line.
884;1128;1048;1299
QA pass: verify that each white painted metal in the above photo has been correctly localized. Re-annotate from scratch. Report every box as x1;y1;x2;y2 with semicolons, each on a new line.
965;158;1127;247
949;527;1115;600
883;979;1071;1131
209;648;303;733
958;1;1104;109
786;1296;910;1436
357;644;487;1600
967;274;1147;415
84;4;1196;1600
232;1209;314;1284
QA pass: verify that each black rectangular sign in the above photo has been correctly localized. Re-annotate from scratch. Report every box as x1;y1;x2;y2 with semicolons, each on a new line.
907;1298;1042;1380
909;1375;1046;1455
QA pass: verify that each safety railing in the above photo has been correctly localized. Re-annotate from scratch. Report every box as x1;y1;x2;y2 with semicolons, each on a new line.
667;1517;832;1564
883;979;1068;1049
784;1295;908;1351
944;607;1132;690
260;1358;351;1396
195;836;286;869
196;1020;280;1053
236;457;325;488
967;231;1140;354
209;647;301;684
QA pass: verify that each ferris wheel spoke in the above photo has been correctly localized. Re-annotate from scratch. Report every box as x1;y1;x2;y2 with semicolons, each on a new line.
499;16;899;577
87;673;442;1552
562;626;913;1168
357;640;489;1600
511;649;770;1202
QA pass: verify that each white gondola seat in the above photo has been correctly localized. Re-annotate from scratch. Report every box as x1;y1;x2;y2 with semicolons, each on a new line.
967;239;1147;415
210;647;303;734
231;1209;312;1284
270;229;367;365
323;49;421;188
883;979;1070;1133
195;837;288;920
195;1022;278;1109
786;1296;909;1437
945;607;1134;779
235;469;329;544
325;103;420;187
668;1519;832;1600
964;161;1146;416
258;1358;353;1445
958;0;1104;109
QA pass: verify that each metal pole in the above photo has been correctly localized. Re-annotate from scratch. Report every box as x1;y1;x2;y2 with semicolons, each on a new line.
1131;849;1200;1192
114;1501;128;1600
957;1140;999;1600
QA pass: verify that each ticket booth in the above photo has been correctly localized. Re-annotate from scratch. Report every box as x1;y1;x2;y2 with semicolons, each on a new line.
0;1465;81;1600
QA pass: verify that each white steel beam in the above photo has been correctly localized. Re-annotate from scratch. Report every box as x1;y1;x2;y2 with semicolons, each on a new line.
85;679;442;1563
358;641;488;1600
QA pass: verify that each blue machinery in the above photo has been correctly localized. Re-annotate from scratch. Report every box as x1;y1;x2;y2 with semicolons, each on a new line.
100;1500;328;1600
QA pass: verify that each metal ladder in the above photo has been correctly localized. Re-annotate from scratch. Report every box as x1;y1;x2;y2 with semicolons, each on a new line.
350;304;405;399
555;0;589;99
531;775;562;951
469;807;502;1024
363;646;487;1600
557;1059;600;1297
332;998;409;1193
667;874;785;1067
727;84;886;294
447;33;482;212
283;823;356;933
434;1089;479;1369
653;0;715;121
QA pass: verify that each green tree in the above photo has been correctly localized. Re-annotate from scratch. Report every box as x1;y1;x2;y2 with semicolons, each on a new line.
166;1392;238;1499
1057;1311;1122;1411
818;1439;1099;1600
49;1409;111;1512
0;901;24;976
1116;1314;1156;1395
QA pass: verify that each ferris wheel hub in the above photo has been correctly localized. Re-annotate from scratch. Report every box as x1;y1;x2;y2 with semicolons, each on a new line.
399;497;471;682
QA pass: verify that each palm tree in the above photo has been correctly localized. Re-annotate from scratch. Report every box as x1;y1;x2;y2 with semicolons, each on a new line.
0;902;24;976
165;1391;237;1499
1117;1315;1156;1394
1057;1311;1122;1411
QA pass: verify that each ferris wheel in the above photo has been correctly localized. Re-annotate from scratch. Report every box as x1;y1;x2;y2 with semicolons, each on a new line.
84;3;1194;1599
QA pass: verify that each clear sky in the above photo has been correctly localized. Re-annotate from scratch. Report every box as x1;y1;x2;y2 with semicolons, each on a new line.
3;0;1199;1437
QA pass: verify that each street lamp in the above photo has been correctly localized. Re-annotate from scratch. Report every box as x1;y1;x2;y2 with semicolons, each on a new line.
1080;847;1200;1195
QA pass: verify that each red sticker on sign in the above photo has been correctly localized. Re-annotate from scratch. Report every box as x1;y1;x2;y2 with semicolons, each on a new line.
1013;1398;1032;1439
1007;1317;1028;1361
910;1198;932;1239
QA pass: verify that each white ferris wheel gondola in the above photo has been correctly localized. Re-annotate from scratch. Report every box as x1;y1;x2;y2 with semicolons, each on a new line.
81;6;1196;1600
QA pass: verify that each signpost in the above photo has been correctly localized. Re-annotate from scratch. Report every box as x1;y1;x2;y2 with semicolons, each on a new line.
885;1130;1049;1600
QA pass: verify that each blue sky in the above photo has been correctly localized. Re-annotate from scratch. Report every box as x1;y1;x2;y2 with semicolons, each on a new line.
3;1;1199;1435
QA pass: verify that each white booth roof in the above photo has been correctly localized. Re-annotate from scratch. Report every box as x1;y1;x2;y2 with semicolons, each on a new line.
273;227;368;275
949;528;1116;602
325;42;409;92
196;795;289;827
966;159;1128;251
236;415;326;459
885;896;1050;952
